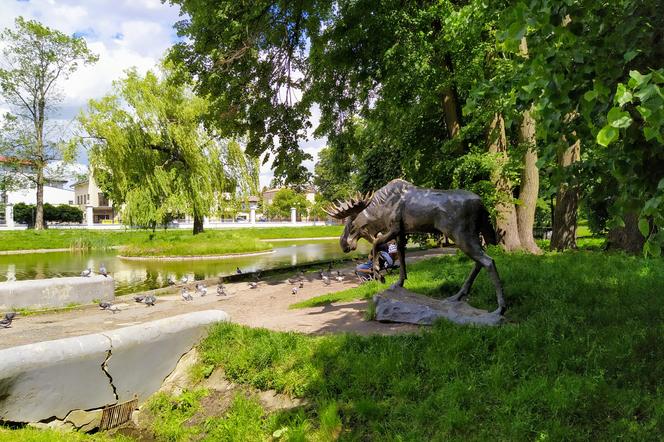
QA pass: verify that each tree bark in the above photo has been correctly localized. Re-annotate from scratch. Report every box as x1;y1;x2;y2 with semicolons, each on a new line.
442;88;461;139
34;165;45;230
487;114;522;251
606;212;645;254
193;214;204;235
515;108;542;254
550;138;581;250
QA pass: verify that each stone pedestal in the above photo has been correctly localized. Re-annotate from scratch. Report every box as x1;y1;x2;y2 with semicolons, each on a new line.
290;207;297;224
5;203;14;228
373;286;503;326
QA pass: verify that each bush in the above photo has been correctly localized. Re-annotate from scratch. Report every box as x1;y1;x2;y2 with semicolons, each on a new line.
13;203;83;226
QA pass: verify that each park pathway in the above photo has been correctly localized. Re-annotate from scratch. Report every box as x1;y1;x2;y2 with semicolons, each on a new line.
0;248;454;349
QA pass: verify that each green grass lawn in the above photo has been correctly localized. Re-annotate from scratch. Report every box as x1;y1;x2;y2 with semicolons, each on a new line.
147;247;664;441
0;225;343;254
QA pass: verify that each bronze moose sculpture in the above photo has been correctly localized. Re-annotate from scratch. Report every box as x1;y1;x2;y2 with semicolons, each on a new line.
325;179;506;315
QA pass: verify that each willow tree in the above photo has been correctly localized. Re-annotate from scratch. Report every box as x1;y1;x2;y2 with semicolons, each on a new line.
79;65;252;234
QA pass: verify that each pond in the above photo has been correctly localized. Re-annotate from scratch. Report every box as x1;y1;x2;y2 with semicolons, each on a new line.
0;239;371;296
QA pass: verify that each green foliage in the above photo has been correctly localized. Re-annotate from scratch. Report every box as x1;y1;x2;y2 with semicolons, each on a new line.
11;203;83;226
595;69;664;256
148;389;208;441
0;426;131;441
199;250;664;440
264;189;309;220
312;146;356;202
0;17;97;229
79;64;254;234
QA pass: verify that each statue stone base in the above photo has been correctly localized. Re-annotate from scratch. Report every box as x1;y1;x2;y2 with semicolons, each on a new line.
373;286;504;326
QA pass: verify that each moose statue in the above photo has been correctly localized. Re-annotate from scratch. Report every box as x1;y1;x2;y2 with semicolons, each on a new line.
324;179;506;315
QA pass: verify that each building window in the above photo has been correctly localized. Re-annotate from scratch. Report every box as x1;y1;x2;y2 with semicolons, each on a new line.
98;193;109;207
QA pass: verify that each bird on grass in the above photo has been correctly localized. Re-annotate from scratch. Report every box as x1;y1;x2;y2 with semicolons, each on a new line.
299;281;304;289
292;287;298;295
99;264;108;278
133;295;146;303
81;268;92;277
167;276;176;286
322;276;331;286
196;283;208;297
0;312;16;328
249;282;258;289
216;284;227;296
143;294;156;307
181;288;194;301
236;267;243;274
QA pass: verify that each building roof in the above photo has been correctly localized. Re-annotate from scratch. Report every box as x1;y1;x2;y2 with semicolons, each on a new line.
0;155;35;167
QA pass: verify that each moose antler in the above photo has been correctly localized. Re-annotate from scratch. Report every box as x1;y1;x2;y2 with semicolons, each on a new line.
323;191;374;219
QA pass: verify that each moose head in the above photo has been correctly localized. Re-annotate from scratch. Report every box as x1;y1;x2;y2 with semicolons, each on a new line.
324;192;374;252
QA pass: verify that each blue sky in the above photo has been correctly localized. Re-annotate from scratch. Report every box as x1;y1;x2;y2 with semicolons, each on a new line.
0;0;325;187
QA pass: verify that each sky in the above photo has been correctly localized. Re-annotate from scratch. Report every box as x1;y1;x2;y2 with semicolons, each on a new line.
0;0;326;188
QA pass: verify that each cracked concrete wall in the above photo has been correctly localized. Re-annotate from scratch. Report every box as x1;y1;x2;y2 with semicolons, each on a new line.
0;310;229;424
0;275;114;310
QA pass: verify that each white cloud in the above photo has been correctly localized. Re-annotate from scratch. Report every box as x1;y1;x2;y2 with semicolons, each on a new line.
1;0;327;185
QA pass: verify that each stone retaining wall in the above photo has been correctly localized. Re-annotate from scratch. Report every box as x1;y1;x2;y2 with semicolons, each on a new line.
0;310;229;430
0;275;114;310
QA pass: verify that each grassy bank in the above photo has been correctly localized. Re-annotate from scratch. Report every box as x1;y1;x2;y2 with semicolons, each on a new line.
150;248;664;441
0;225;343;254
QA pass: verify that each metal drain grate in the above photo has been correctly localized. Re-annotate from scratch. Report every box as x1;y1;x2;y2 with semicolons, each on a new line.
99;397;138;430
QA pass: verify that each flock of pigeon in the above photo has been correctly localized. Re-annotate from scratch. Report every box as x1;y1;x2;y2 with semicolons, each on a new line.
3;262;348;326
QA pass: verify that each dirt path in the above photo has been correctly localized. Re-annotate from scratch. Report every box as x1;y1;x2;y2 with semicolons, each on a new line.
0;248;454;349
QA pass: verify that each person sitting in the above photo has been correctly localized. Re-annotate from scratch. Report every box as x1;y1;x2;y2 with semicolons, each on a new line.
355;241;399;282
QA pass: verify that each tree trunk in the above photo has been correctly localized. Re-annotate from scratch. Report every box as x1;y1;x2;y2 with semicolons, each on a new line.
606;212;645;254
193;214;204;235
551;138;581;250
442;88;461;139
515;108;542;254
34;165;45;230
487;114;522;251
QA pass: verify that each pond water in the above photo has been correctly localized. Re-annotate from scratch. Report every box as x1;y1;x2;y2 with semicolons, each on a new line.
0;240;371;296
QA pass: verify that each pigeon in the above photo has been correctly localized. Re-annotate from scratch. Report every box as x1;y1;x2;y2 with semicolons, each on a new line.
299;281;304;289
236;267;243;274
322;276;331;286
81;268;92;277
292;287;298;295
180;275;189;284
99;302;120;313
318;269;324;279
99;264;108;278
133;295;146;303
337;270;343;277
0;312;16;328
181;288;194;301
196;283;208;297
335;275;344;282
143;294;156;306
167;276;176;286
287;277;298;285
216;284;227;296
249;282;258;289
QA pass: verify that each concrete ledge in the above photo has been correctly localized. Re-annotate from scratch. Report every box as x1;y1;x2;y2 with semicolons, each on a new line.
0;310;229;425
0;275;114;310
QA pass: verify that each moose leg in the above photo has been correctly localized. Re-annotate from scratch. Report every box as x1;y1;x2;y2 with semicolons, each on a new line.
454;237;506;315
447;262;482;302
394;229;407;287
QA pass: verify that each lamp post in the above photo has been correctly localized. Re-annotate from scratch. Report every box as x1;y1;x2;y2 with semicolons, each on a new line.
5;203;14;228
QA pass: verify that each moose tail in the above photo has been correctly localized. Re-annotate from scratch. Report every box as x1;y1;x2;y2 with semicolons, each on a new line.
478;206;497;246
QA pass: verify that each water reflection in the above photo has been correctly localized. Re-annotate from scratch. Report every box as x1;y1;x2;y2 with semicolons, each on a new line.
0;240;370;296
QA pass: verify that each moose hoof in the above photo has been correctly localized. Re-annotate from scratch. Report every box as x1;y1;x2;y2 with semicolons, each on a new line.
491;306;506;316
379;274;386;283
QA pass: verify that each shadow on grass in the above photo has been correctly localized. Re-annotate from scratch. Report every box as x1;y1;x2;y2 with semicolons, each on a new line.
154;248;664;440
